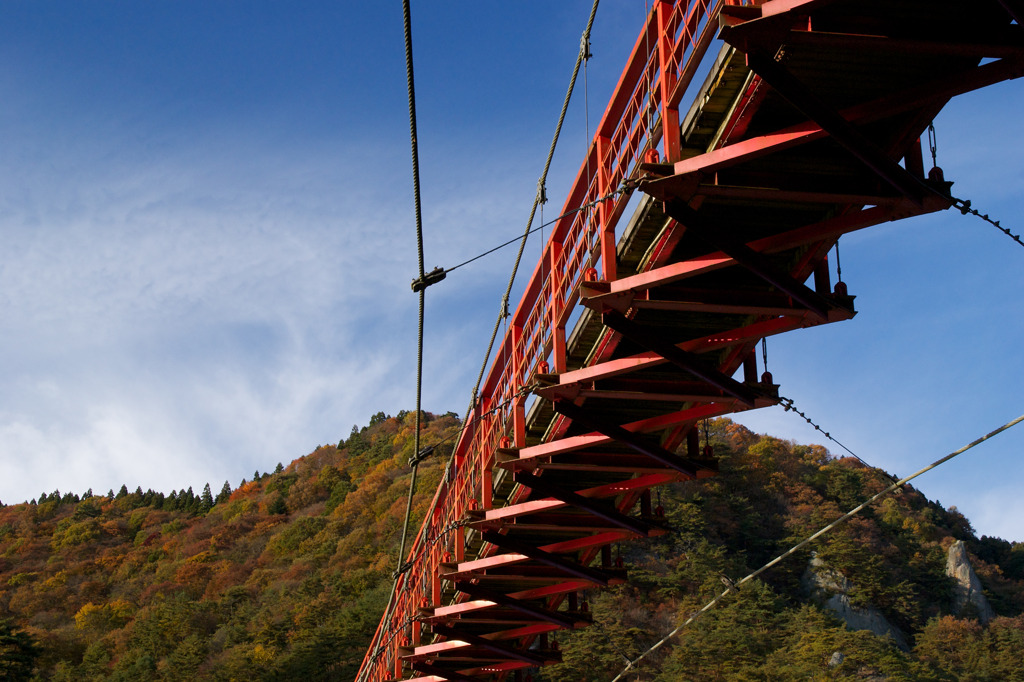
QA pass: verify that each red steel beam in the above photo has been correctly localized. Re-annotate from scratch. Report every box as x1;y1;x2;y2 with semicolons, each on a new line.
455;582;584;629
481;531;616;586
779;27;1024;59
661;200;838;321
429;625;553;667
513;471;654;536
443;530;636;580
741;51;928;203
653;54;1024;181
553;399;715;475
600;311;763;406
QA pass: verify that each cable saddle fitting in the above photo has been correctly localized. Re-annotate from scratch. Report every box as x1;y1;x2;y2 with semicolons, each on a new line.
409;445;434;467
580;35;592;60
391;561;413;580
411;266;446;293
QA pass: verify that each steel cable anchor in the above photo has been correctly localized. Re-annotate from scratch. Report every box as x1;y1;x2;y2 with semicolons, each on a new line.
411;265;447;292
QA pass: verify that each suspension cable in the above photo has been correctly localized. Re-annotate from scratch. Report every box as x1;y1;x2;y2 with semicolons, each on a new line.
358;4;429;678
777;395;898;483
396;0;426;579
950;195;1024;249
362;0;604;642
611;412;1024;681
443;185;631;275
462;0;602;425
927;120;1022;249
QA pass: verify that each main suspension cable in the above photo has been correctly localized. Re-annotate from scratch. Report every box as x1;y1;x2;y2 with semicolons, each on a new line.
610;412;1024;681
397;0;426;578
359;3;429;678
365;7;603;674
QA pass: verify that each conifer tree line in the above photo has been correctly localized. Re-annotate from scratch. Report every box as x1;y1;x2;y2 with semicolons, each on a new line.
19;470;291;517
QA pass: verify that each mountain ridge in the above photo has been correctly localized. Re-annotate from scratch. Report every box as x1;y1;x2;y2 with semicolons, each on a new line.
0;412;1020;680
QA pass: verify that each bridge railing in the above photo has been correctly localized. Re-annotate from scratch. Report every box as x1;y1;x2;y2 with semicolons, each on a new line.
357;0;765;678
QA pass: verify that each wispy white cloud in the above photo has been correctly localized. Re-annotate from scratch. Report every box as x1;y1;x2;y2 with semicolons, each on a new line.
0;85;551;505
2;3;1022;548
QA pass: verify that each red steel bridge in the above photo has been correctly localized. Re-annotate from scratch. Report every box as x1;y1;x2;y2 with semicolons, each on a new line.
359;0;1024;679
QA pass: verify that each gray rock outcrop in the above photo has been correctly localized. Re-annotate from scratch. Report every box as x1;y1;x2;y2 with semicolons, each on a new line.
946;540;995;623
802;555;910;651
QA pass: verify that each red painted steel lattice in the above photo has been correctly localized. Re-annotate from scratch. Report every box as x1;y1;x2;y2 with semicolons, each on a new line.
359;0;1024;679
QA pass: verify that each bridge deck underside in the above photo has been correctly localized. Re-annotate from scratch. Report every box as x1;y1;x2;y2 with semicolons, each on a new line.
395;0;1022;679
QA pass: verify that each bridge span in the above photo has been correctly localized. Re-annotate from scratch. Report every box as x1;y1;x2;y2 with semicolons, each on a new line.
360;0;1024;679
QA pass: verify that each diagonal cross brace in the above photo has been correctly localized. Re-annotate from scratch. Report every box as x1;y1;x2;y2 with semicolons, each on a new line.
410;661;481;682
514;471;654;536
742;51;929;204
661;200;837;321
430;623;550;667
601;310;761;406
481;531;613;586
455;581;581;629
552;399;711;476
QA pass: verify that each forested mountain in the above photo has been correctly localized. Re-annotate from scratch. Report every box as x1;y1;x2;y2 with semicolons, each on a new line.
0;412;1021;680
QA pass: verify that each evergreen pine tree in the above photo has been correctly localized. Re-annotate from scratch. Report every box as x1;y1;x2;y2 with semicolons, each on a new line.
274;462;284;474
0;619;40;679
216;481;232;504
268;494;288;515
200;483;214;511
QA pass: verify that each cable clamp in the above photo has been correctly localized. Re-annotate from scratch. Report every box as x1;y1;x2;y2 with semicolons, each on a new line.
537;179;548;205
580;34;592;61
411;266;447;293
409;445;434;467
392;561;413;579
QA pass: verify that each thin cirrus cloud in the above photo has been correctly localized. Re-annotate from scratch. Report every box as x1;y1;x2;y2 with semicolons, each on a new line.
0;92;537;506
0;112;426;499
1;2;1023;546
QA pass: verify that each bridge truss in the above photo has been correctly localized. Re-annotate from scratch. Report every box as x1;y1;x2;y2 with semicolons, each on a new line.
359;0;1024;679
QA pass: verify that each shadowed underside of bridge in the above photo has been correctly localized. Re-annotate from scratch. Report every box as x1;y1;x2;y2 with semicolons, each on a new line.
360;0;1024;679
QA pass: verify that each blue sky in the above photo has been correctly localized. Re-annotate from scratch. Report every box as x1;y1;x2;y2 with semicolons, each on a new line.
1;2;1022;541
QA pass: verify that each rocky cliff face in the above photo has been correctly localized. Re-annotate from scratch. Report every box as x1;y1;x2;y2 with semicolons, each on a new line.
947;540;995;623
802;555;910;650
